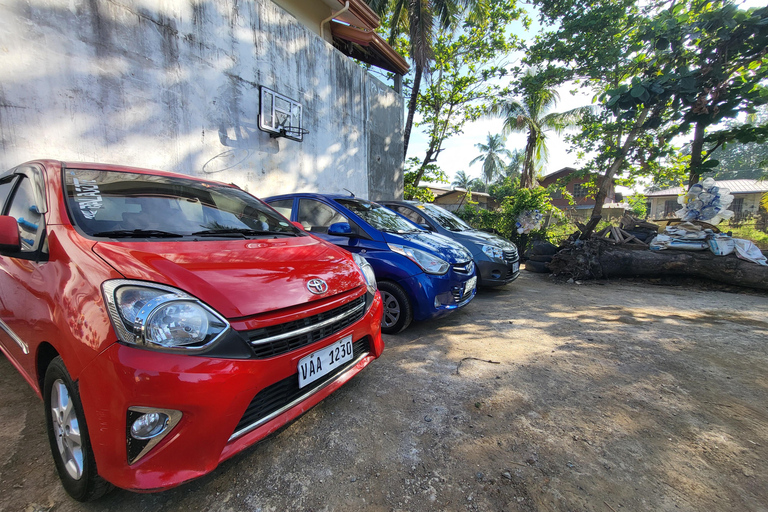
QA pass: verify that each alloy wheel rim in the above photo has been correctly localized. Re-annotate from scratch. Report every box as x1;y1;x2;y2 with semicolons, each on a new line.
381;291;400;328
50;379;84;480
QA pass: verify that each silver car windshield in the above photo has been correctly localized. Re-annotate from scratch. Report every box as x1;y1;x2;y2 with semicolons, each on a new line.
65;168;299;238
421;203;473;232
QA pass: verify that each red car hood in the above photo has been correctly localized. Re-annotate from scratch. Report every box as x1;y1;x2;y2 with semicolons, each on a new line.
92;235;363;319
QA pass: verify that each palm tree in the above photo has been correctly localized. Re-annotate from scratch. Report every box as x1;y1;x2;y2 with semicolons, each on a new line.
491;71;592;188
367;0;480;157
470;133;512;186
452;170;473;189
468;178;486;193
499;149;524;182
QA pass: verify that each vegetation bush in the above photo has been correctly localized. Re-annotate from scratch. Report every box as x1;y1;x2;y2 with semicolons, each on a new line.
456;186;563;252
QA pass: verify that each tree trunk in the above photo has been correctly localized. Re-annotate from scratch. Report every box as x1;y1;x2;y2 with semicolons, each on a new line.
411;146;435;186
521;130;537;189
403;64;423;159
688;121;705;187
581;106;653;239
550;243;768;291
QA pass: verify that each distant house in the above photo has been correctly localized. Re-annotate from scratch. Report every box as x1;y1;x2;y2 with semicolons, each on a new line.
539;167;628;219
417;184;498;211
646;179;768;221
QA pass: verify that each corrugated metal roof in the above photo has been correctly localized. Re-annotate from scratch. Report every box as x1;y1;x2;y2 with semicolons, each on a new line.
419;184;491;198
646;179;768;197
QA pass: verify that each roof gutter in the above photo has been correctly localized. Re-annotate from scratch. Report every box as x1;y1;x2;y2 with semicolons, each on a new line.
321;1;349;39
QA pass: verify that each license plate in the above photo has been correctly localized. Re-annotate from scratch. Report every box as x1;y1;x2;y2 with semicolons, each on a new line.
298;335;354;388
463;276;477;297
512;262;519;273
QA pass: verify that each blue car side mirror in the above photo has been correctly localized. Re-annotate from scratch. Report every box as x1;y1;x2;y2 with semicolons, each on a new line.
328;222;354;236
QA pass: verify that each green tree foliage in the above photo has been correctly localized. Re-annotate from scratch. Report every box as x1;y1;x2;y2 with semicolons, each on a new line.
470;133;513;185
404;0;524;186
625;2;768;186
500;149;524;181
528;0;641;89
488;176;520;203
530;0;768;236
457;186;559;250
627;193;648;218
468;178;487;192
368;0;492;157
703;108;768;181
403;157;447;201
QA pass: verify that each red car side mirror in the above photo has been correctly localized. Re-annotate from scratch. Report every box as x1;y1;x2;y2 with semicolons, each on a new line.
0;215;21;252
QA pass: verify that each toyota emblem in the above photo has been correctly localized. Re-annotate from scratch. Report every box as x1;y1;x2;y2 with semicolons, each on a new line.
307;278;329;295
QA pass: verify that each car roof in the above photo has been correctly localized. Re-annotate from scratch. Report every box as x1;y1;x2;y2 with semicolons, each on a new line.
32;159;235;189
265;192;367;201
379;199;419;206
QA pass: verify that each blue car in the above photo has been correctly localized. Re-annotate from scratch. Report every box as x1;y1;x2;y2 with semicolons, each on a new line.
379;201;520;287
264;194;477;334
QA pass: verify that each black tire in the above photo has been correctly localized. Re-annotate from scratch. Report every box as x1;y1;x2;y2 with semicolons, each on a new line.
529;240;558;256
524;260;551;273
44;357;112;501
378;281;413;334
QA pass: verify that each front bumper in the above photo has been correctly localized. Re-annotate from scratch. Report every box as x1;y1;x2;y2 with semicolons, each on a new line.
476;258;520;287
400;268;477;322
77;292;383;492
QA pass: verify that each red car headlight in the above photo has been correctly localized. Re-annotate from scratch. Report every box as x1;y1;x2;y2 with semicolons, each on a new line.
102;280;230;353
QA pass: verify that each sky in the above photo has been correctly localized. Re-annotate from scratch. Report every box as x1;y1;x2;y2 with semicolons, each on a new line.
400;0;765;189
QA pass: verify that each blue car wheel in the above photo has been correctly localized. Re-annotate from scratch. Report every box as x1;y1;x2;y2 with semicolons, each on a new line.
378;281;413;334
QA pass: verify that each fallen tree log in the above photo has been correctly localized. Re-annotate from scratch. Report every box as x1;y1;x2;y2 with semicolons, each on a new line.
549;240;768;291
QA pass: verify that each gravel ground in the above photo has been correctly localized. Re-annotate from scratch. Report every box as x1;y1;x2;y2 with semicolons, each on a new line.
1;271;767;512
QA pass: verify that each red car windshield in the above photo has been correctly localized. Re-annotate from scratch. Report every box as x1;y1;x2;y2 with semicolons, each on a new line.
64;168;299;238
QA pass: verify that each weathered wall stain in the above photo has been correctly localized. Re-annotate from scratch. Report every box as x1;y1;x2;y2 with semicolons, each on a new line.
0;0;403;199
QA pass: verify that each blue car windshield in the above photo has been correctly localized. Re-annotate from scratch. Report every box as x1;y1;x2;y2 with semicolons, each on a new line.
64;168;300;238
336;198;422;234
420;203;473;232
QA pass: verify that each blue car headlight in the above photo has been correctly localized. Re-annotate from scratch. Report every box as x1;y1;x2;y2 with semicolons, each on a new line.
388;244;450;275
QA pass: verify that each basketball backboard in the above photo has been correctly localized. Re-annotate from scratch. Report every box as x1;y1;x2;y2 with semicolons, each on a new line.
258;86;307;142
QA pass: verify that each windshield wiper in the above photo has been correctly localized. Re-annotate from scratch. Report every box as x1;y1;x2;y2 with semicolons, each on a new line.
92;229;184;238
191;228;296;237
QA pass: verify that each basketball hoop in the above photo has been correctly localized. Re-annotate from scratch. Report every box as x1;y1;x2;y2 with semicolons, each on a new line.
270;126;310;141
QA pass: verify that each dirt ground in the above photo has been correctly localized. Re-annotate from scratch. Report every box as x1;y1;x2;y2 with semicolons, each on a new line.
1;271;767;512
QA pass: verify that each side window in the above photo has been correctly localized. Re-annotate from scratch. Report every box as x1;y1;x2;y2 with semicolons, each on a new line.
664;199;677;218
268;199;294;220
6;177;45;252
297;199;348;233
395;206;426;225
0;177;16;213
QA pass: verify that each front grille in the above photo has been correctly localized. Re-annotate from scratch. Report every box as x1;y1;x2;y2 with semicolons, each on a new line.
503;247;518;262
453;261;474;274
247;296;366;359
231;337;370;440
452;282;473;303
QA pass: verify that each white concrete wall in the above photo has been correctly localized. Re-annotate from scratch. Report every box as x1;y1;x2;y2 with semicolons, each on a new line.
0;0;403;199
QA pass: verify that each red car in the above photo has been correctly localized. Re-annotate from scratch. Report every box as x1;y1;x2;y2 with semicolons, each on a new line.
0;160;383;500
